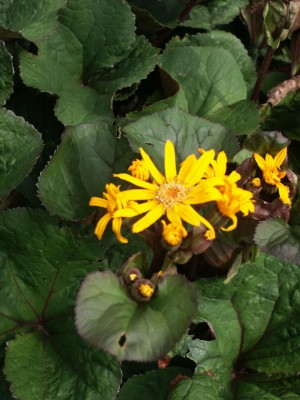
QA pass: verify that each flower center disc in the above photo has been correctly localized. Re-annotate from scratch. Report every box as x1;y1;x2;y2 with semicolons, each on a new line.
156;181;188;209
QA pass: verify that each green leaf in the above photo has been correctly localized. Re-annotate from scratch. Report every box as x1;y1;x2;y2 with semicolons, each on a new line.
118;367;192;400
241;374;300;398
180;0;248;30
128;0;185;28
122;107;239;171
207;100;259;136
0;42;13;105
254;218;300;264
0;208;103;345
100;234;153;273
244;130;290;156
20;0;158;125
262;91;300;141
0;108;43;198
38;121;117;220
75;270;198;361
263;1;299;49
188;296;241;386
4;332;121;400
0;0;65;41
0;208;121;399
234;382;283;399
194;253;300;375
182;31;256;95
91;35;158;96
0;348;12;400
167;375;224;400
160;39;247;116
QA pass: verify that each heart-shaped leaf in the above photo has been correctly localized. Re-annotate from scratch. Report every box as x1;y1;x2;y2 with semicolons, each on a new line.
76;270;198;361
123;107;239;171
159;40;247;116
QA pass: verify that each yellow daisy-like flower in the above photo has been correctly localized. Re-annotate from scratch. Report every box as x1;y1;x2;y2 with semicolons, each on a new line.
89;183;136;243
161;220;187;246
254;147;291;205
202;151;255;231
114;140;223;238
217;172;255;231
128;159;150;181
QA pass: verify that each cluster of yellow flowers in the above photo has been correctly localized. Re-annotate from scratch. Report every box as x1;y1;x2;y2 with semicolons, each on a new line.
89;141;289;247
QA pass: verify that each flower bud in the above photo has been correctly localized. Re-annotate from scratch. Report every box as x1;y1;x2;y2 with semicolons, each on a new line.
130;279;155;302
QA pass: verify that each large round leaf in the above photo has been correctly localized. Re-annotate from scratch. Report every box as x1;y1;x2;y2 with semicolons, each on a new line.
160;42;247;116
76;270;198;361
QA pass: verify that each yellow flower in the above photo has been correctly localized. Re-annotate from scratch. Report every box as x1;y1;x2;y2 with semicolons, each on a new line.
138;283;155;298
217;172;255;231
129;273;138;282
128;159;150;181
161;220;187;246
251;177;261;188
89;183;136;243
113;140;223;238
254;147;290;205
202;151;255;231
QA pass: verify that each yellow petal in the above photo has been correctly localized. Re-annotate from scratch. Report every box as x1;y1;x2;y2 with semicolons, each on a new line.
89;197;108;208
221;214;238;232
198;214;216;239
140;147;164;184
274;147;287;167
132;204;164;233
227;171;241;184
114;199;159;218
113;208;139;218
132;200;159;214
254;153;266;171
174;203;201;226
118;188;155;201
94;213;112;239
166;207;182;225
213;151;227;176
188;184;222;204
276;181;291;205
164;140;177;182
265;153;274;170
112;218;128;243
114;173;156;190
178;154;197;181
185;149;215;186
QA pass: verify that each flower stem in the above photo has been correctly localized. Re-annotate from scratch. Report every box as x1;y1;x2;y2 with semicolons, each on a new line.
251;46;275;101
